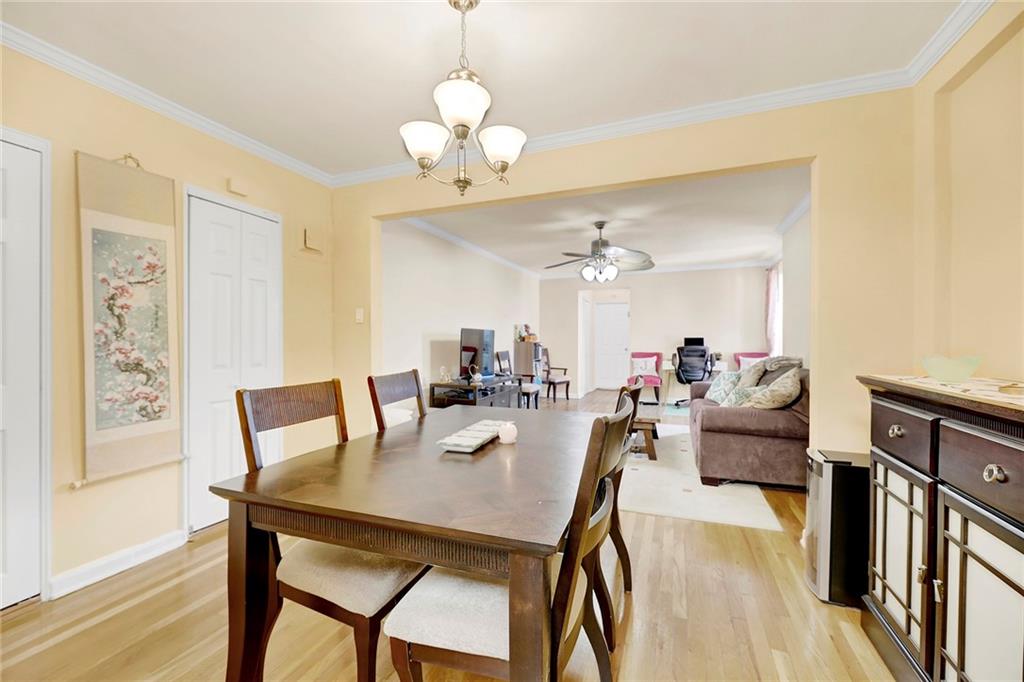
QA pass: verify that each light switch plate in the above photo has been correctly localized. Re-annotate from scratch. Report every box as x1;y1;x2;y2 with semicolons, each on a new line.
303;227;323;252
355;307;365;324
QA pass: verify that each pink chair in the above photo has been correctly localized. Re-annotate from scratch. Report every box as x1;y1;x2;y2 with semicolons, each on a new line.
734;352;769;371
628;352;663;403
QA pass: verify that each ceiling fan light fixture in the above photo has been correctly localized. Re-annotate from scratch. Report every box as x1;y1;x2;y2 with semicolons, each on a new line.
580;264;597;282
595;268;608;283
604;263;619;281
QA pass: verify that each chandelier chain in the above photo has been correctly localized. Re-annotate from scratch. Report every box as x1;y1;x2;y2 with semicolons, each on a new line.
459;10;469;69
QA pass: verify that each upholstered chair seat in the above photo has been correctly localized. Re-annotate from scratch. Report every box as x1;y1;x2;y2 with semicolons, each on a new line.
383;554;587;661
276;540;426;617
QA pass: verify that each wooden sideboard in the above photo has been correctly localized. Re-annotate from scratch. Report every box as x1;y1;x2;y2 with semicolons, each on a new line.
857;375;1023;682
428;378;520;409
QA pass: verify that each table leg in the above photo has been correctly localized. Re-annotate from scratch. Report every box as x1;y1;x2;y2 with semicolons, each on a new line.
508;553;552;681
226;501;281;681
644;429;657;460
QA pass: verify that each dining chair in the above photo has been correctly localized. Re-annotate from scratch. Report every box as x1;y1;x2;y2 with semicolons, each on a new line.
496;350;540;409
235;379;428;682
587;378;643;653
367;369;427;432
540;347;571;401
383;400;634;682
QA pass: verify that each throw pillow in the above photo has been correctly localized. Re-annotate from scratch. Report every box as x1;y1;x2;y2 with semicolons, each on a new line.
738;355;763;371
721;385;765;407
743;368;802;409
631;356;657;377
705;370;741;404
736;359;767;389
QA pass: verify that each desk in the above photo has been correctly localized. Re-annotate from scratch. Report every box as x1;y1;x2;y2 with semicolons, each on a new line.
210;406;602;681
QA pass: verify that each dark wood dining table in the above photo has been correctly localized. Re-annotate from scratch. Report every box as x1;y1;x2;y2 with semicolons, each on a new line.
210;405;603;681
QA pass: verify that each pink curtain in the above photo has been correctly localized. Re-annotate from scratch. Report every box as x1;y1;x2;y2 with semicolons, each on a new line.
766;263;783;356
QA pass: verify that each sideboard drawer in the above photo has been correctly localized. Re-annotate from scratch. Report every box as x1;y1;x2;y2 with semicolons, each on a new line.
871;398;939;474
939;422;1024;521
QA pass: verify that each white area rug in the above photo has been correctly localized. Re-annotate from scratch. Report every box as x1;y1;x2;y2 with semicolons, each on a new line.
619;423;783;531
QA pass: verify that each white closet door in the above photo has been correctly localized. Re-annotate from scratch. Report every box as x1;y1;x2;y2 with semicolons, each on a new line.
239;211;283;466
0;139;43;607
593;301;630;389
187;196;281;532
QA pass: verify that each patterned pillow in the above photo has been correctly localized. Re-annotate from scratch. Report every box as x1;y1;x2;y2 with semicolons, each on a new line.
736;359;767;389
705;371;741;404
721;385;765;407
742;368;802;409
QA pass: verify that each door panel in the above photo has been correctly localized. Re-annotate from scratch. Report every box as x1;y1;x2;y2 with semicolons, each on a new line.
593;301;629;390
187;197;282;532
0;139;43;608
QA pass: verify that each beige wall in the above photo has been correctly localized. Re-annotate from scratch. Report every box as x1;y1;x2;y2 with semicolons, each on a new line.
336;91;917;453
379;221;539;380
2;48;335;574
539;267;768;394
912;6;1024;380
782;213;812;364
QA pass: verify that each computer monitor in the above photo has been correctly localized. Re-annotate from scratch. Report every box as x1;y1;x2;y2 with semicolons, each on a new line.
459;328;495;377
683;337;705;347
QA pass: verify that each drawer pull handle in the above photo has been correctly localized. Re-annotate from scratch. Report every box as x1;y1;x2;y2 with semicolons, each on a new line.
983;464;1008;483
916;565;928;584
887;424;905;439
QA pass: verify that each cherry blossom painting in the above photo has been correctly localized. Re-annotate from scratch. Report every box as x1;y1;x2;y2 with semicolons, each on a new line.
91;229;172;430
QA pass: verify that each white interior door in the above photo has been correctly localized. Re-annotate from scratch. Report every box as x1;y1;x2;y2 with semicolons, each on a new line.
593;301;630;390
187;194;282;532
1;138;43;607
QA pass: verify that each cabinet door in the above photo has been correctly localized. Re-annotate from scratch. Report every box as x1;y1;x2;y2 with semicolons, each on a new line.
935;487;1024;682
869;448;936;675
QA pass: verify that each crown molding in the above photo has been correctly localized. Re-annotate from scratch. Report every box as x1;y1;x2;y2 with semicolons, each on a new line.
0;22;334;186
3;0;991;189
775;192;811;235
398;218;540;279
905;0;994;83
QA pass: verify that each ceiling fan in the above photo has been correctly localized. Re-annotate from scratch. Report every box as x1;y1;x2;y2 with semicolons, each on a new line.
544;221;654;282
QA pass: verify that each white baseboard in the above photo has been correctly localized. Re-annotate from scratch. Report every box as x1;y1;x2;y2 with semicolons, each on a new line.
48;529;187;599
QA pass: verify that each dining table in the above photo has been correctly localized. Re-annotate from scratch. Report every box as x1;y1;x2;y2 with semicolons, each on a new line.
209;404;604;682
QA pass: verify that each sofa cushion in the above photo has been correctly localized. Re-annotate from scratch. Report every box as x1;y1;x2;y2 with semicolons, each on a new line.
696;404;810;440
705;371;741;403
721;386;765;407
744;368;801;409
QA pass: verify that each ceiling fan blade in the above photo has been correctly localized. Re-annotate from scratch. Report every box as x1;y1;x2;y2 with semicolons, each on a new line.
544;257;588;269
616;259;655;271
560;252;592;258
604;245;652;262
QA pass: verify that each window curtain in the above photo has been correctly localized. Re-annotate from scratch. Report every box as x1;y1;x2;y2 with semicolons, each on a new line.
766;263;784;356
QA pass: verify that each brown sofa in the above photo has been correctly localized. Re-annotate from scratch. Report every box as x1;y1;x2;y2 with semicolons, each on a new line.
689;368;809;488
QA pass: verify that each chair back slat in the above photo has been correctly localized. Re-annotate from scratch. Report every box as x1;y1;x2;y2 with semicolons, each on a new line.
550;400;632;647
236;378;348;473
367;369;427;432
618;377;643;432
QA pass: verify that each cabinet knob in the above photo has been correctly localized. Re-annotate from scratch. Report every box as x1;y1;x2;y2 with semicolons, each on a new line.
887;424;905;439
916;565;928;584
983;464;1008;483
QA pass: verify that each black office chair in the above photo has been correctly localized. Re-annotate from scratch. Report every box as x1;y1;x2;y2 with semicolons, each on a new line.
673;344;714;407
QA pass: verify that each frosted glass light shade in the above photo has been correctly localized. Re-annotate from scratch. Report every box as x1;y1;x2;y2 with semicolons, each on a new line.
580;264;596;282
479;125;527;166
595;268;608;283
399;121;450;163
604;263;619;281
433;79;491;131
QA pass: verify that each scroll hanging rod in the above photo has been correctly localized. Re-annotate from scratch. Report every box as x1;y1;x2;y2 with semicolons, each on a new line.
112;153;144;169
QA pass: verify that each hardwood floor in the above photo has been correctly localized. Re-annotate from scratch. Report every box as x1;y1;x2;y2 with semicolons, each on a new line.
1;388;891;681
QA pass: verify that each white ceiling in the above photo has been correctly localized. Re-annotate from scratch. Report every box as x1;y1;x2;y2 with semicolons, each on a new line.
4;1;960;181
406;164;810;275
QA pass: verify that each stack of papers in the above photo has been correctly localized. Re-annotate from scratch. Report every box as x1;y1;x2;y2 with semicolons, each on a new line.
437;419;506;453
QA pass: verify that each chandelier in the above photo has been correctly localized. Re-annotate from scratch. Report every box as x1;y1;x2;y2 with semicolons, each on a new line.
398;0;527;196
